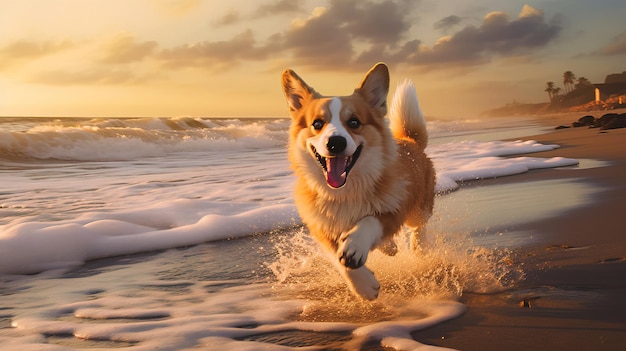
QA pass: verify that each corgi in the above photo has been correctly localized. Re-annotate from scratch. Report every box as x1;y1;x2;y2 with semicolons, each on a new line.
281;63;435;300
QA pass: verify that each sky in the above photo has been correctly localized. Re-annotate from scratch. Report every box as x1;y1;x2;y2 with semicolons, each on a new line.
1;0;625;118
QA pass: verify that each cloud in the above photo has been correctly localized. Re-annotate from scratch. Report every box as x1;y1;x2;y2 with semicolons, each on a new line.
254;0;305;17
213;10;242;27
594;30;626;56
158;0;404;70
434;15;463;33
391;5;562;68
1;35;159;84
0;40;73;58
275;0;413;69
326;0;411;44
273;3;560;71
157;30;277;70
3;2;563;86
0;40;74;69
32;67;150;85
99;34;158;64
138;3;560;73
213;0;305;28
281;7;354;66
154;0;411;71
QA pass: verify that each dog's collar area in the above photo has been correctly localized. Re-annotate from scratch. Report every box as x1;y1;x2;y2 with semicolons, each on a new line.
311;144;362;188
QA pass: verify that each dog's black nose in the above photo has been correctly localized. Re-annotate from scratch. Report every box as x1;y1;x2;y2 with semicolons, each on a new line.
326;136;347;154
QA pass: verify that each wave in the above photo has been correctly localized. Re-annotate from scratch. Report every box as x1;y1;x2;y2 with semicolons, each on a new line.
0;200;299;275
0;115;582;276
0;117;289;161
0;138;579;275
0;116;541;162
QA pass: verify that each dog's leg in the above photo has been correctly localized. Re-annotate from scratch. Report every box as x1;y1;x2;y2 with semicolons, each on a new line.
344;266;380;300
335;216;387;300
337;216;382;269
322;245;380;300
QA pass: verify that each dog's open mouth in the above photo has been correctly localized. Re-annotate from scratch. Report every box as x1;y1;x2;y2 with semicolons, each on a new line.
311;144;362;188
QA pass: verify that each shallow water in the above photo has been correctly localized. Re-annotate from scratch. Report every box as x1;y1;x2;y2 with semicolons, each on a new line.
1;225;523;350
432;178;604;249
0;116;587;350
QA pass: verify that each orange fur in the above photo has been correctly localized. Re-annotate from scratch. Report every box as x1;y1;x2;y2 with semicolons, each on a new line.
281;63;435;299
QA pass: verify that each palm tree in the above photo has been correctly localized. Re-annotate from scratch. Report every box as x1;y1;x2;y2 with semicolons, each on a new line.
545;81;556;101
563;71;576;93
576;77;591;88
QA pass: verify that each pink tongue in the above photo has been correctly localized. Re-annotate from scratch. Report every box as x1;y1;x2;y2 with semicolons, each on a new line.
326;157;348;188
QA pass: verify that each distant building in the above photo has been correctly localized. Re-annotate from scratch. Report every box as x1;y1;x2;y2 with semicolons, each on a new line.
594;82;626;103
594;71;626;103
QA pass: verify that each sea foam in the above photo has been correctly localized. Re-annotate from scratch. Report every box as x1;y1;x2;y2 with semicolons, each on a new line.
0;117;577;275
0;116;580;350
0;150;576;274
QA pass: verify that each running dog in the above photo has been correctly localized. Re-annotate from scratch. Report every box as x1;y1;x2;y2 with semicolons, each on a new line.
281;62;435;300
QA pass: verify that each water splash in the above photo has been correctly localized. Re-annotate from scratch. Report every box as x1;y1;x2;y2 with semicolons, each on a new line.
267;226;524;324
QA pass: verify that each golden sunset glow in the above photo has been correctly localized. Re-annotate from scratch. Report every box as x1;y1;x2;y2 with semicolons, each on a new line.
1;0;625;118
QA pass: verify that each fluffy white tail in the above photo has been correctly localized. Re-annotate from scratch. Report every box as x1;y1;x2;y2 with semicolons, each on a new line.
388;79;428;150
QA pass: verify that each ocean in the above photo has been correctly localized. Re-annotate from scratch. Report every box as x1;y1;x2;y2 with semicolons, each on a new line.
0;116;582;350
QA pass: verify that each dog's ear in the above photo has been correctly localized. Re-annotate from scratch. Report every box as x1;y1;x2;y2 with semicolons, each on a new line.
355;62;390;117
282;69;318;117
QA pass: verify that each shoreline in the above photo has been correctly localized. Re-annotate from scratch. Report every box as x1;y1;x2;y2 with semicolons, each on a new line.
413;114;626;350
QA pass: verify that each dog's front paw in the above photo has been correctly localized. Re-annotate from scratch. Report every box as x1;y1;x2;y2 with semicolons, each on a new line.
337;216;382;269
345;266;380;300
338;235;369;269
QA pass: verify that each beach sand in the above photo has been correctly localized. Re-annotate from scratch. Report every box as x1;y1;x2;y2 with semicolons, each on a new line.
413;113;626;350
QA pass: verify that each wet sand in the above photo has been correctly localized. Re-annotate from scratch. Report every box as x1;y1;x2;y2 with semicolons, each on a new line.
413;113;626;350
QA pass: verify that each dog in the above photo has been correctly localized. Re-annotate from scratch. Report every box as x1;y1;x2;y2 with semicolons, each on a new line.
281;62;435;300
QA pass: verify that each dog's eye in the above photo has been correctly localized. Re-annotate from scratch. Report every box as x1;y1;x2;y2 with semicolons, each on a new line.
312;119;325;130
347;117;361;129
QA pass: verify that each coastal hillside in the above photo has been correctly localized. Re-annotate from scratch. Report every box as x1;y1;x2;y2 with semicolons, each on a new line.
482;70;626;117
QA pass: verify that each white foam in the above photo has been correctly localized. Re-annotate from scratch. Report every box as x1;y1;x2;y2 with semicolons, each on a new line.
429;140;578;192
0;204;298;275
0;118;288;161
3;275;463;350
2;227;493;350
0;118;579;275
0;136;577;274
1;116;583;350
